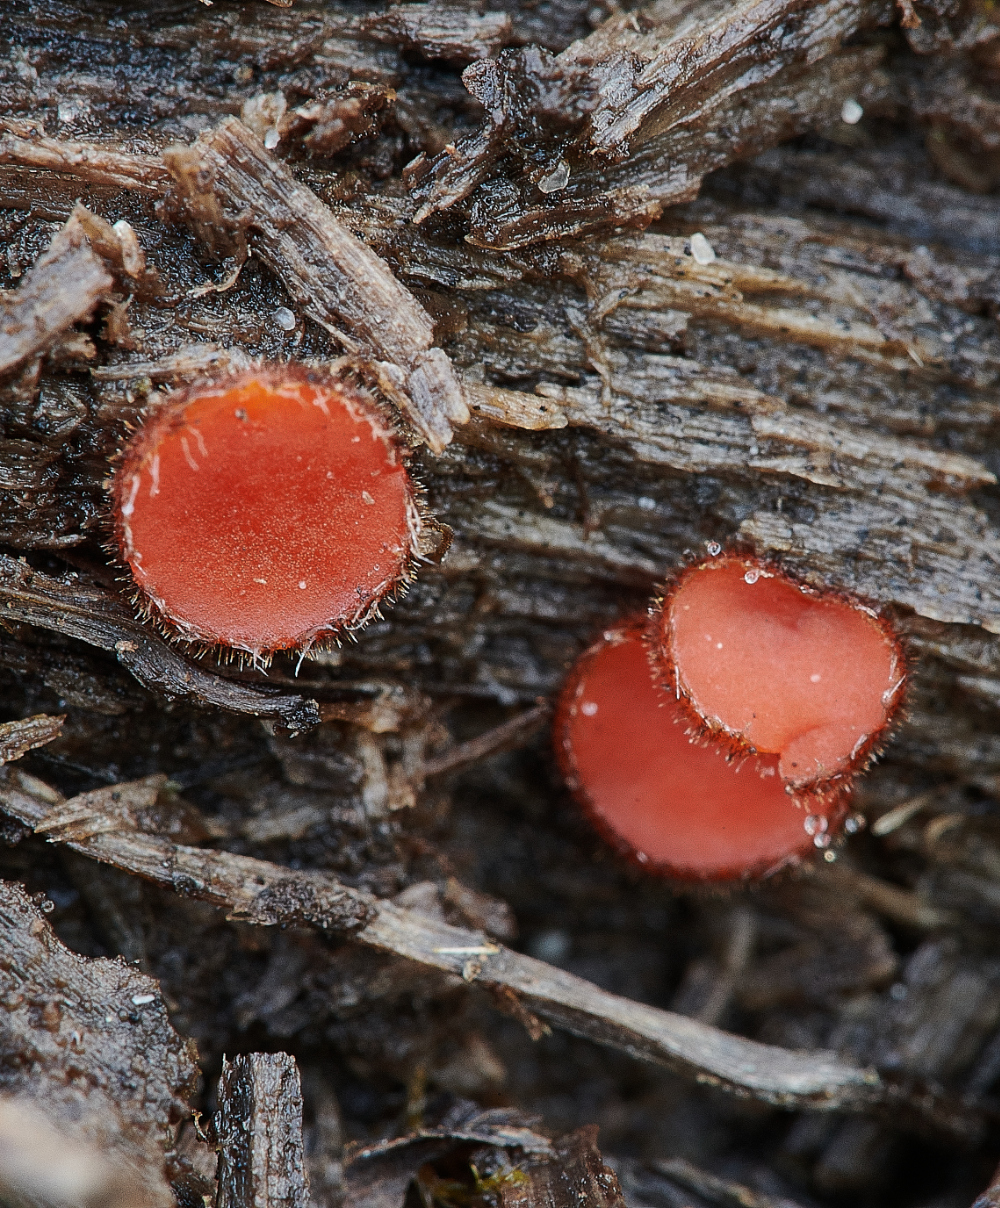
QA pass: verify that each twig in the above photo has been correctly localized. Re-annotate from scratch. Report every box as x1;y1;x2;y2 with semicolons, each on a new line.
0;120;169;193
424;702;552;777
0;554;322;734
90;343;250;383
0;761;942;1123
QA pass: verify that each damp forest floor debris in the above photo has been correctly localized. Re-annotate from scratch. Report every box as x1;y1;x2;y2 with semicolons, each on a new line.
3;2;1000;1208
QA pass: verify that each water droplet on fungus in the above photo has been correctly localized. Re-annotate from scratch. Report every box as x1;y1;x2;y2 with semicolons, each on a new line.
649;553;906;788
112;365;422;659
554;618;849;882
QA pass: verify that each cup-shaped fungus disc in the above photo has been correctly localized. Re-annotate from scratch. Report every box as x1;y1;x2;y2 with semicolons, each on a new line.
651;554;905;788
112;366;420;658
554;618;848;882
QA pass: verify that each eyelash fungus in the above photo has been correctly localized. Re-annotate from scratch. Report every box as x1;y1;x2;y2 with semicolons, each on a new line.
647;549;907;790
553;617;851;883
110;364;425;664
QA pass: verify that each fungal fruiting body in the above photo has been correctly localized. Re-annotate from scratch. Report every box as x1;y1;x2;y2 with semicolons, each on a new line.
554;618;849;882
649;553;905;788
112;365;421;659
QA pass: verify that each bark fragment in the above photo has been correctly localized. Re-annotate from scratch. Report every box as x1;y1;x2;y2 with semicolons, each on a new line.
498;1127;625;1208
0;879;199;1208
344;1101;553;1208
0;206;113;378
216;1053;311;1208
161;117;468;451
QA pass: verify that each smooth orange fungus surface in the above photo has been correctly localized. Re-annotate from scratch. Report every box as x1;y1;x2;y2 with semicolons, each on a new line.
654;555;904;787
113;367;417;656
555;619;847;881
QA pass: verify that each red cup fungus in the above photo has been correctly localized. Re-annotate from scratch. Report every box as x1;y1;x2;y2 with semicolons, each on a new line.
111;364;423;661
554;617;850;882
649;550;906;789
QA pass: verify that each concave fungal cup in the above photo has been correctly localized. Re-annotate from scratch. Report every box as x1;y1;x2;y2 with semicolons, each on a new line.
111;364;424;661
554;617;851;882
648;552;906;789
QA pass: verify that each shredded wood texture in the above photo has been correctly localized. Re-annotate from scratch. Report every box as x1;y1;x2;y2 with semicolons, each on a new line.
163;118;469;452
2;0;1000;1205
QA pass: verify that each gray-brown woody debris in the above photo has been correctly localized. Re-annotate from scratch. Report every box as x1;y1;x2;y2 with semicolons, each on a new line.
162;117;468;451
0;765;940;1121
344;1101;553;1208
0;553;322;734
408;0;892;245
0;713;64;765
498;1127;625;1208
216;1053;311;1208
0;206;112;376
0;880;199;1207
0;118;169;194
357;4;514;62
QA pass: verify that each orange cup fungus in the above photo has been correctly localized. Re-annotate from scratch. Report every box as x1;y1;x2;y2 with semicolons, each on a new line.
555;617;850;882
111;365;423;660
649;551;906;789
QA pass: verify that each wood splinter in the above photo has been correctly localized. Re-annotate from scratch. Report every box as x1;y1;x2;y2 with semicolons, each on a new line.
161;117;468;453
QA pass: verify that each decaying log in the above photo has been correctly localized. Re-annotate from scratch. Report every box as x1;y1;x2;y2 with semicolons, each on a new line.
3;0;1000;1202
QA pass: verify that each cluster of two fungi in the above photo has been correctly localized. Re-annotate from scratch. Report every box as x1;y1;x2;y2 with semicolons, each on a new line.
556;556;906;883
112;365;906;886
